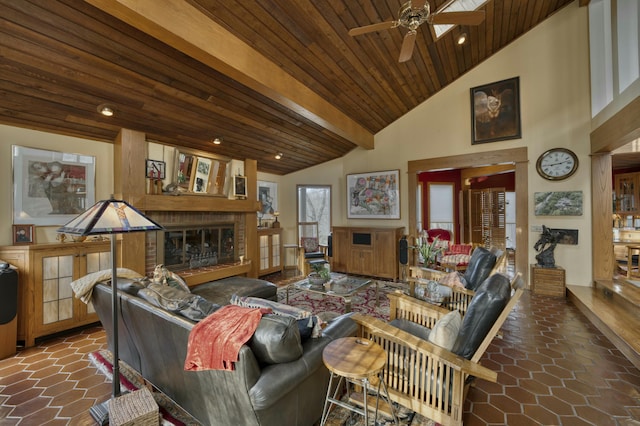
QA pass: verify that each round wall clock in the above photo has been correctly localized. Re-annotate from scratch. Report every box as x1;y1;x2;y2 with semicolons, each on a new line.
536;148;578;181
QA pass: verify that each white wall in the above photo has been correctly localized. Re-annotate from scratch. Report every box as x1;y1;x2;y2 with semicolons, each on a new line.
278;2;593;286
0;125;114;245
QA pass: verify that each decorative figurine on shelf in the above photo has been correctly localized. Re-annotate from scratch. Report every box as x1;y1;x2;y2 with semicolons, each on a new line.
534;225;559;268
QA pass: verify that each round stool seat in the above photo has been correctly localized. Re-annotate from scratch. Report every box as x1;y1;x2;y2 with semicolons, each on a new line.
322;337;385;380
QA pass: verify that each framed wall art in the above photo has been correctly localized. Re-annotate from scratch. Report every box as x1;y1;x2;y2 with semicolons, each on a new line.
257;180;278;218
471;76;521;144
192;157;212;193
347;169;400;219
12;224;34;245
233;175;247;198
534;191;583;216
12;145;96;226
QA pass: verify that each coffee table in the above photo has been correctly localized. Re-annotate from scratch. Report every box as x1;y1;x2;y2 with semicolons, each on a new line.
286;273;377;313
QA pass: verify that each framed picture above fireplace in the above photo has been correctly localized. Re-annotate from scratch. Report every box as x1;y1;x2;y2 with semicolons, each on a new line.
169;147;230;196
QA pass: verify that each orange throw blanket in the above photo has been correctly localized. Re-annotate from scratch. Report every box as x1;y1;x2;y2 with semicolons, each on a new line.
184;305;265;371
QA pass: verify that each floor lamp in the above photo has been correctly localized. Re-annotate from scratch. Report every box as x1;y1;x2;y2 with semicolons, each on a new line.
58;197;163;425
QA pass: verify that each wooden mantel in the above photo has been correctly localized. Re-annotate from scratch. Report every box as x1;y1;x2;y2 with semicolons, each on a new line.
123;193;260;213
113;128;259;278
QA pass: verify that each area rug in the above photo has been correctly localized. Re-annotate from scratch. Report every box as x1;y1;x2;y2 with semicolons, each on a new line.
277;280;407;321
320;393;436;426
89;350;200;426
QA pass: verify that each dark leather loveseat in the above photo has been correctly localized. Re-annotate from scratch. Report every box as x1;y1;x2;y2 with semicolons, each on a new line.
92;278;357;426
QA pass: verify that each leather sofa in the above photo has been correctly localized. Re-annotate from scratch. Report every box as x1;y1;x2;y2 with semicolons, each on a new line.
91;278;357;426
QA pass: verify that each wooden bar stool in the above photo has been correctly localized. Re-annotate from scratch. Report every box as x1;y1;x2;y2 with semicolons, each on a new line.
320;337;397;425
626;245;640;279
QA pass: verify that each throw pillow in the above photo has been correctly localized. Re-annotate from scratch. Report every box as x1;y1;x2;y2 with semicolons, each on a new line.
438;271;466;289
428;310;462;350
230;295;322;339
250;314;304;365
152;264;190;293
139;283;219;322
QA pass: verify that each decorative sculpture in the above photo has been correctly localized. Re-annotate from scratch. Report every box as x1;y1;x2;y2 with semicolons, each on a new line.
534;225;558;268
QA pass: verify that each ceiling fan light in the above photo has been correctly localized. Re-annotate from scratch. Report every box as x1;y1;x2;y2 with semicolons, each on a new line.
275;153;283;160
457;33;467;45
97;104;115;117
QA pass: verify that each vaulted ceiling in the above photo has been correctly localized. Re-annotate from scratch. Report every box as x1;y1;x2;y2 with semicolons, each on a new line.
1;0;579;175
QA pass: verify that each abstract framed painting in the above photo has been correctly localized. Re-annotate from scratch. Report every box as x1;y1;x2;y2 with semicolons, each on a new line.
347;170;400;219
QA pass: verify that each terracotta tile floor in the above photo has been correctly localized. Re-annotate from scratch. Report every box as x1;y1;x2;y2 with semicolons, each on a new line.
1;290;639;425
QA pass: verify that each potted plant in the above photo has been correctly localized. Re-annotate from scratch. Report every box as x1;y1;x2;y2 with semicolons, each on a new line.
415;234;445;268
308;262;331;288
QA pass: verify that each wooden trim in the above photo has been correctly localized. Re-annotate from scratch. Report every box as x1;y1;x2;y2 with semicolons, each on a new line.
592;153;615;280
590;97;640;282
408;147;528;173
591;96;640;153
115;128;147;273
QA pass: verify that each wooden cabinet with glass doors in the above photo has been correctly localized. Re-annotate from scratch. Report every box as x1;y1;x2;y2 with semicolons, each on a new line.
0;241;112;347
614;172;640;214
257;228;282;276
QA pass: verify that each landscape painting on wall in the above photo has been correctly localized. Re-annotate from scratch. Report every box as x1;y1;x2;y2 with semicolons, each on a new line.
534;191;583;216
347;170;400;219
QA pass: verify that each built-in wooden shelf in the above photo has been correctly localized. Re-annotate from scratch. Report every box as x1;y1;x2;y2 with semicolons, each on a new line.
177;260;252;287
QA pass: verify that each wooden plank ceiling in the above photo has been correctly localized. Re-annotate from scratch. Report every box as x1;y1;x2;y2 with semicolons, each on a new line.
0;0;576;175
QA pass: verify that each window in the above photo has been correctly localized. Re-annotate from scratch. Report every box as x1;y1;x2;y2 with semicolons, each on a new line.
297;185;331;246
427;183;455;237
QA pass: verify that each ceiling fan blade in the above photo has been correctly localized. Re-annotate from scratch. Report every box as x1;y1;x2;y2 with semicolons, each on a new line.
399;30;417;63
410;0;428;9
348;21;398;36
430;10;486;26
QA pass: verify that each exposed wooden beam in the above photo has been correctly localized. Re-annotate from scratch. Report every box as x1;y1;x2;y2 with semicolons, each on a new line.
591;96;640;153
84;0;374;150
579;0;590;7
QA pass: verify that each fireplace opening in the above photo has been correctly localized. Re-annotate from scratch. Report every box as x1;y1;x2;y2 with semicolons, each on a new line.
157;224;236;271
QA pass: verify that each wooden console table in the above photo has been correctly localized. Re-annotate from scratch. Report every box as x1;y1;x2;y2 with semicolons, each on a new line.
530;264;566;297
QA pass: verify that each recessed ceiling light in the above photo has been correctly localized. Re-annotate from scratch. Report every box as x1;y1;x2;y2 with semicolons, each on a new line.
212;137;223;145
457;33;467;45
97;104;115;117
275;153;283;160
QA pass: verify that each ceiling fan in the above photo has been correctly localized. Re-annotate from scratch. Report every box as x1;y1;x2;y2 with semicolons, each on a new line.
349;0;486;62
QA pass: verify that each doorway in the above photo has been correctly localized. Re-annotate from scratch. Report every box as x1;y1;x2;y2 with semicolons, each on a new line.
408;147;529;282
